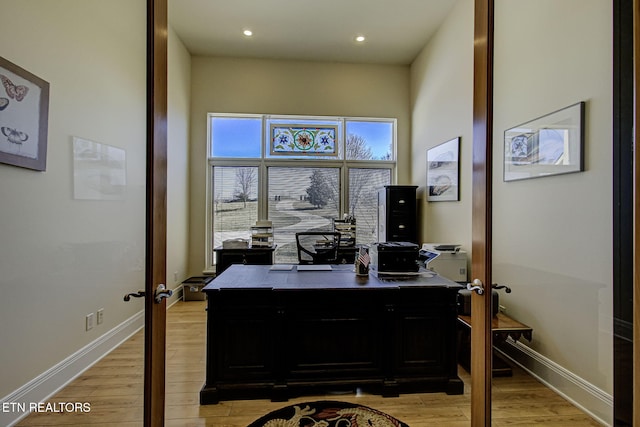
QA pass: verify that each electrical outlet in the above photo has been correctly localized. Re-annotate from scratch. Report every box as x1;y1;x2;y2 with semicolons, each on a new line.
97;308;104;325
86;313;94;331
174;271;178;282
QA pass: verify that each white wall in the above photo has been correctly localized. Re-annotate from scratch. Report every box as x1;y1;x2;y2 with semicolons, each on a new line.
167;27;192;292
0;0;146;405
410;0;473;248
0;2;192;425
492;0;612;422
187;57;411;274
411;0;613;423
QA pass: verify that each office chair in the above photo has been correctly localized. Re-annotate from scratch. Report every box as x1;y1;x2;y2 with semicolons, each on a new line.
295;231;340;264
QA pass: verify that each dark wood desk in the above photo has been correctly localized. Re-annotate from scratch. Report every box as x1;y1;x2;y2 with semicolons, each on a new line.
200;264;464;404
457;312;533;376
213;245;276;275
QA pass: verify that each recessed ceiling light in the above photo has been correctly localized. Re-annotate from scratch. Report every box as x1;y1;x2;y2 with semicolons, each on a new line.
355;35;366;42
243;29;253;37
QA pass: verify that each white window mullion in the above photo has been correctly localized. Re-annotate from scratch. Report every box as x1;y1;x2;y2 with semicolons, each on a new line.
259;160;268;221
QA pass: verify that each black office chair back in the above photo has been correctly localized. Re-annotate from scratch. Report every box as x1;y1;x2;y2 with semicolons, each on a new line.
295;231;340;264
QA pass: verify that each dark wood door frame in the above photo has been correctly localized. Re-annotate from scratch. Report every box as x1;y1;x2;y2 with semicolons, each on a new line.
633;2;640;425
145;0;168;425
613;1;634;425
471;0;494;425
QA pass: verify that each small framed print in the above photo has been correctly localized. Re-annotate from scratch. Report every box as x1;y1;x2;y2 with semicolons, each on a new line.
427;137;460;202
504;102;585;182
0;56;50;171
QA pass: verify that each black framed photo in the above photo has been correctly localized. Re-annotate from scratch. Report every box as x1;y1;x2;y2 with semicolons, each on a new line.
427;137;460;202
503;102;585;182
0;56;50;171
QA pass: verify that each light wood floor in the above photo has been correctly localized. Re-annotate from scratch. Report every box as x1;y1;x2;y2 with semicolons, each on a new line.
17;300;602;427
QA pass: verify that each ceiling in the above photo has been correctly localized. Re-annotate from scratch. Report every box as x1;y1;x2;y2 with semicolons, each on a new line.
168;0;457;65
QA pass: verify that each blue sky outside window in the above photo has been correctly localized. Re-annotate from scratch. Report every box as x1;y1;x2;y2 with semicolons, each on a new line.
211;117;261;158
211;115;394;160
346;121;393;160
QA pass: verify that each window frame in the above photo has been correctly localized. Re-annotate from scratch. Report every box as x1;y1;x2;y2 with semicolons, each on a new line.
205;113;397;270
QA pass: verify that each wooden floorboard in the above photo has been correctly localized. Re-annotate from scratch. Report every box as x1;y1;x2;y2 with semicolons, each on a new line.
16;300;602;426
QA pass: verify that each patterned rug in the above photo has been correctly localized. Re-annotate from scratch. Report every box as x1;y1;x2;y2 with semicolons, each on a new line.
247;400;409;427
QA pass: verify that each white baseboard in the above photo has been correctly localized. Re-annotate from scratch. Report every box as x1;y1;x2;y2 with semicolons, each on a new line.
0;310;145;427
167;283;185;306
495;338;612;426
0;285;185;427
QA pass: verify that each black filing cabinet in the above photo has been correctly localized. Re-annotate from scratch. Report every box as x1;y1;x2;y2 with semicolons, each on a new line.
377;185;418;243
213;246;276;275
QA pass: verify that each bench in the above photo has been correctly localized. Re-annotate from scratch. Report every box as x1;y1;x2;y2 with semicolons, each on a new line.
457;312;532;376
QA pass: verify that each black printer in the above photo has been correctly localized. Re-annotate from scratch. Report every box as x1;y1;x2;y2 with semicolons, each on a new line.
370;241;420;273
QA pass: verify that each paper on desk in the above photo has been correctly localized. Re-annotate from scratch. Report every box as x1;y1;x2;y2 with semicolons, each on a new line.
270;264;294;271
296;265;332;271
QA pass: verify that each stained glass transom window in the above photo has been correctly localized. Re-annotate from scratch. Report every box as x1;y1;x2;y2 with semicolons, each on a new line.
270;124;338;156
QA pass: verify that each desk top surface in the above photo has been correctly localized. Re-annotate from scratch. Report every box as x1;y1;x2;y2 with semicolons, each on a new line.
203;264;463;291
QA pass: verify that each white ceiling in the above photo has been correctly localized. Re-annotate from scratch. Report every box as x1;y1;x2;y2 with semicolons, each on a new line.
168;0;457;65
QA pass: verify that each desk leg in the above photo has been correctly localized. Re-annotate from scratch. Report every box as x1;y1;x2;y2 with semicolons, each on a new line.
457;323;472;373
446;378;464;395
271;383;288;402
199;384;219;404
382;380;399;397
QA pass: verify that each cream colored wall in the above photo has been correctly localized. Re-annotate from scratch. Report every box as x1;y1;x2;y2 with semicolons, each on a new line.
493;0;613;395
187;57;411;273
410;0;473;249
167;27;192;291
0;0;146;397
0;2;192;416
411;0;613;421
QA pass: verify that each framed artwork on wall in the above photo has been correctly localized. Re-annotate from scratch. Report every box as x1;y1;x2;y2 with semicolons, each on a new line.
73;137;127;200
427;137;460;202
0;56;49;171
503;101;585;182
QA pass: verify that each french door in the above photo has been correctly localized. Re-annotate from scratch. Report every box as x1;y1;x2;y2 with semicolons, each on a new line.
470;0;494;424
633;1;640;424
474;2;640;425
144;0;168;425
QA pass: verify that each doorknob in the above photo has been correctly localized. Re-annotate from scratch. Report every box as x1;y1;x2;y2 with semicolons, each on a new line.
492;283;512;293
466;278;485;295
124;290;145;301
154;284;173;303
124;285;173;303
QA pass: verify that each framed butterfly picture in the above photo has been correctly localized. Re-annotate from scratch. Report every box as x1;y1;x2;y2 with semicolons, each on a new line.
0;56;49;171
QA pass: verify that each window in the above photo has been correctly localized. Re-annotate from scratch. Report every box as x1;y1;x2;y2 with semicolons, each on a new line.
268;167;340;264
208;114;395;266
345;121;393;160
266;118;343;159
348;168;391;244
210;116;261;158
211;166;258;246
